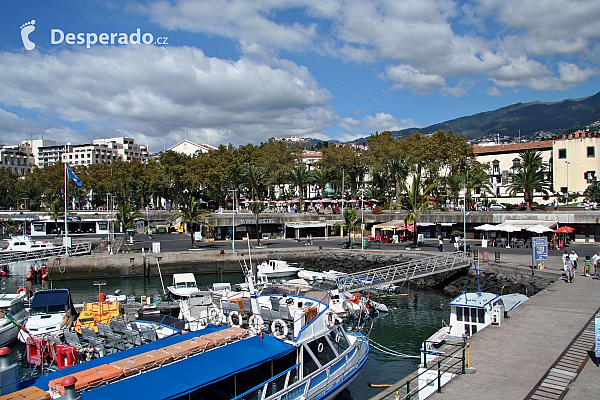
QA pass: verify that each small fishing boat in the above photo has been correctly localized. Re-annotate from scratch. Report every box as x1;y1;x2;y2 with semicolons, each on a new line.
73;299;123;334
166;273;199;300
18;289;78;343
257;259;304;278
0;293;28;346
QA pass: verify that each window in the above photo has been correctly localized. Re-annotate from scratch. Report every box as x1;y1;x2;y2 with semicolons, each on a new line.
308;337;337;366
478;308;485;324
512;158;520;168
585;171;596;183
558;148;567;159
302;346;319;376
456;307;463;321
492;160;500;175
561;187;568;194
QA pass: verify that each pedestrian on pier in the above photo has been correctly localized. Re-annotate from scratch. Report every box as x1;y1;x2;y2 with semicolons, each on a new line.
438;236;444;252
566;258;574;283
583;255;592;277
570;250;579;275
593;252;600;277
562;250;569;272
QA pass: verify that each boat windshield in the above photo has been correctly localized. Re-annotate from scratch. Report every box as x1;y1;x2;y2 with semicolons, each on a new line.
175;282;197;289
261;284;330;305
0;306;9;318
29;304;67;315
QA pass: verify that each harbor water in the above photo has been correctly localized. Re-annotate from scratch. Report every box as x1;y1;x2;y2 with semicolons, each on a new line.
2;269;451;399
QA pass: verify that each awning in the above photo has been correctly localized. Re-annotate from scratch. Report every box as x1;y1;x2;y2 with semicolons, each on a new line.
496;220;557;230
285;222;328;229
373;220;405;229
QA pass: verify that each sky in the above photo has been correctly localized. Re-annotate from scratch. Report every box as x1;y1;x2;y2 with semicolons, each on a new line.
0;0;599;152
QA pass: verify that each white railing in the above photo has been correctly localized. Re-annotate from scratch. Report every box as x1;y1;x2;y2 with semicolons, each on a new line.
336;252;470;292
0;242;92;264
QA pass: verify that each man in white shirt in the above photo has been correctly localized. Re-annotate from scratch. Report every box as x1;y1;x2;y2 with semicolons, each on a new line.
593;252;600;277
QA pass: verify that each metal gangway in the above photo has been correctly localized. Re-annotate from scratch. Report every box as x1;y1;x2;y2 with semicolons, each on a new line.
0;242;92;265
336;252;470;292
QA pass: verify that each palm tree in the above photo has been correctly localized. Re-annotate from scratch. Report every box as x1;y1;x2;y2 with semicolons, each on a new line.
402;173;435;247
461;166;493;210
312;168;330;198
289;165;314;210
116;204;144;250
507;150;552;210
338;208;360;245
387;156;412;204
46;198;63;234
248;201;265;246
173;196;211;248
241;166;268;201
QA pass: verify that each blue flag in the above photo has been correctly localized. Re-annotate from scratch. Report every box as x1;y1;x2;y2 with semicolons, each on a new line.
67;166;82;187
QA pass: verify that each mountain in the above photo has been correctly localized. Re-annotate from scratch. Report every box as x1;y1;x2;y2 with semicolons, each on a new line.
389;91;600;140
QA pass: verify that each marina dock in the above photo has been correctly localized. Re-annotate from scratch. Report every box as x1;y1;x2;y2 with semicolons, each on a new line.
369;251;600;400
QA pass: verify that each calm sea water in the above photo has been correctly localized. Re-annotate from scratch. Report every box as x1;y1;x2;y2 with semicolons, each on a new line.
2;271;451;399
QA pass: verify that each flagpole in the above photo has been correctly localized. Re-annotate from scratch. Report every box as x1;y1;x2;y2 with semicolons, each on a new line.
64;162;68;257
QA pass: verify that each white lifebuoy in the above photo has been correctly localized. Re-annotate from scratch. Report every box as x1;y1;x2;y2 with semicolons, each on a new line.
209;308;223;326
271;319;288;340
248;315;265;335
17;287;28;297
228;310;241;327
324;310;336;329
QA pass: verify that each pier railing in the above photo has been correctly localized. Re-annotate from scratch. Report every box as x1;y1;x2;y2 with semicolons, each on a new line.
336;252;470;292
0;242;92;265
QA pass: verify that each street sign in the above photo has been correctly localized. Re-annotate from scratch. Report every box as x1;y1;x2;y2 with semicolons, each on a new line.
532;236;548;269
596;314;600;359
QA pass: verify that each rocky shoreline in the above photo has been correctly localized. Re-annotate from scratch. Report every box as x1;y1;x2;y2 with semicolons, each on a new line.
305;253;556;297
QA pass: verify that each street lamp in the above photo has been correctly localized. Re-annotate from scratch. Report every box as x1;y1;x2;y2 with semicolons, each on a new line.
462;182;471;258
106;193;111;244
229;189;238;252
21;197;28;235
565;161;570;207
359;188;365;250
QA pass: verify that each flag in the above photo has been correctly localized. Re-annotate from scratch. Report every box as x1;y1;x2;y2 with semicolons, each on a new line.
67;166;82;187
5;313;29;335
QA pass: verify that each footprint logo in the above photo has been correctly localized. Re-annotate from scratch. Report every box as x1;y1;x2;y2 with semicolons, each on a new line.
20;20;36;51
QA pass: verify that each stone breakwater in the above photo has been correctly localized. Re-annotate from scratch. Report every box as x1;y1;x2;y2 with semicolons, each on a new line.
305;252;555;297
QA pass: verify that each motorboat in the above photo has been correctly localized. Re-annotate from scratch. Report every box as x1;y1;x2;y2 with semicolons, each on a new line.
298;269;347;282
2;235;56;252
0;293;28;346
18;289;78;343
15;270;369;400
257;259;304;278
166;273;199;299
329;289;388;318
178;291;220;331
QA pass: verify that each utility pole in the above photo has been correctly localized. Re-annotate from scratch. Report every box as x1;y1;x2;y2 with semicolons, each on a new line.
229;189;238;252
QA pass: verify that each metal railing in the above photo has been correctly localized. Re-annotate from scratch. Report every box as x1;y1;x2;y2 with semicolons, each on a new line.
0;242;92;264
336;252;470;292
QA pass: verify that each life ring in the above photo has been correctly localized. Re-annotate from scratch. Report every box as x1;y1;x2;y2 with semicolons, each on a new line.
209;308;223;326
228;311;241;327
317;342;324;353
324;310;336;329
271;319;288;340
248;315;265;335
17;287;28;296
97;293;107;302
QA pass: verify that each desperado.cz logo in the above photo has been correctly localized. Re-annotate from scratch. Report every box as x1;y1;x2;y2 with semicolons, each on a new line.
20;20;168;50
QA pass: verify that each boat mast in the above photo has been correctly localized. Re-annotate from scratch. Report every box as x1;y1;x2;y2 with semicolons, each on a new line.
64;162;68;257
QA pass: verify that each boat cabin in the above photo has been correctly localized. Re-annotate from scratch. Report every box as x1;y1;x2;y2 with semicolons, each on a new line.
172;273;197;289
448;292;505;338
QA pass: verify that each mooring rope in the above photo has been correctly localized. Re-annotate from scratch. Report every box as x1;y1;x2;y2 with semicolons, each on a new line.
367;337;421;359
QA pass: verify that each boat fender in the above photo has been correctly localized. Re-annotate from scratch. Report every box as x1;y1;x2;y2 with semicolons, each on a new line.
97;293;107;302
209;308;223;326
17;287;28;296
342;300;357;317
317;342;324;353
324;310;336;329
271;319;288;340
228;311;241;327
248;315;265;335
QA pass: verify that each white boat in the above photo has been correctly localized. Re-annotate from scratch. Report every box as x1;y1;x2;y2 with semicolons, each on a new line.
166;273;199;299
0;293;28;346
18;289;77;343
298;269;347;282
178;291;221;331
2;235;56;252
329;289;388;318
257;259;304;278
13;268;370;400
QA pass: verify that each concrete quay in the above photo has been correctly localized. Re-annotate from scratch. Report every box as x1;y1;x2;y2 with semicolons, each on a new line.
425;261;600;399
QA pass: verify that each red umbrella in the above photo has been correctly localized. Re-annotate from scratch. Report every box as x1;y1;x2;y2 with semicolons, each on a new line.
396;224;414;232
554;226;574;233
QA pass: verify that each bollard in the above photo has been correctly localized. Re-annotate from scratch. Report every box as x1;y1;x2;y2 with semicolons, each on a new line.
0;347;9;369
61;376;79;400
0;347;19;395
437;360;442;393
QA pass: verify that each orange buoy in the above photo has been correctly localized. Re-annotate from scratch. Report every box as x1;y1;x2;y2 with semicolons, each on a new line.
97;293;107;302
17;287;28;296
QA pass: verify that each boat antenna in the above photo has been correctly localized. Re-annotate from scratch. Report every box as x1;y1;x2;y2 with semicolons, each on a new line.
468;261;483;296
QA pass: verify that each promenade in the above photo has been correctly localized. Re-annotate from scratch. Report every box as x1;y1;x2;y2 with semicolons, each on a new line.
425;252;600;399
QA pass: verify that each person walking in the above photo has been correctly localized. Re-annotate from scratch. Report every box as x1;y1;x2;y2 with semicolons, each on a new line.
565;256;574;283
570;250;579;276
583;255;592;277
562;250;569;273
593;252;600;277
438;236;444;252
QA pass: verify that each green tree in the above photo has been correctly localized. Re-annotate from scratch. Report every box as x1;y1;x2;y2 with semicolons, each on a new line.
46;198;64;233
289;165;314;209
241;166;268;201
116;203;144;250
312;168;330;198
386;156;412;204
507;150;552;210
248;201;265;246
173;196;211;248
338;208;360;245
584;179;600;203
402;174;435;247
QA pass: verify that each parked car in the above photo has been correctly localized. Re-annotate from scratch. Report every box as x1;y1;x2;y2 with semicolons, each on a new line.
489;204;506;210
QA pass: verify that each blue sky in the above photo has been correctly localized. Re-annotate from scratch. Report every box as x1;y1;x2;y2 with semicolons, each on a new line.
0;0;598;151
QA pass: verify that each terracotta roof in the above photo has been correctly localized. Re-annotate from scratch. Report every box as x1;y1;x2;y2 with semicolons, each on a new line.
473;141;552;155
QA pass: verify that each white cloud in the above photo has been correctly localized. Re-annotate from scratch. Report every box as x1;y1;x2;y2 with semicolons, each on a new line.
385;64;446;94
486;86;502;97
441;79;477;97
0;46;337;148
338;112;415;134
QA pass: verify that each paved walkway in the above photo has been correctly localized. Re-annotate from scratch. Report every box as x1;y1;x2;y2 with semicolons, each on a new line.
428;269;600;399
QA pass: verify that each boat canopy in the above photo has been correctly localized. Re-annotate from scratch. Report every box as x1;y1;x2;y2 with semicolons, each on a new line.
450;292;500;309
173;273;196;285
26;326;295;400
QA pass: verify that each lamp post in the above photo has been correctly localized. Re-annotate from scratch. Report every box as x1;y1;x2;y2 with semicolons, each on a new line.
359;188;365;250
106;193;111;244
462;182;471;258
21;198;28;235
565;161;570;207
229;189;238;252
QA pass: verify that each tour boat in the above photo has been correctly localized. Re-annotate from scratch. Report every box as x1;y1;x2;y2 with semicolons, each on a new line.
2;235;56;252
13;271;369;400
0;293;28;347
18;289;78;343
257;259;304;278
166;273;199;299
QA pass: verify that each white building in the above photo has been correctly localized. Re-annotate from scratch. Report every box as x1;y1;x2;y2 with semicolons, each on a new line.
38;144;68;168
93;137;149;162
20;139;57;166
62;143;119;166
168;140;217;157
552;131;600;196
0;144;34;175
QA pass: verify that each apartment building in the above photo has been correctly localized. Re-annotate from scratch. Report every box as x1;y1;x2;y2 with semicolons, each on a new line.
93;137;149;163
0;144;34;175
552;131;600;195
